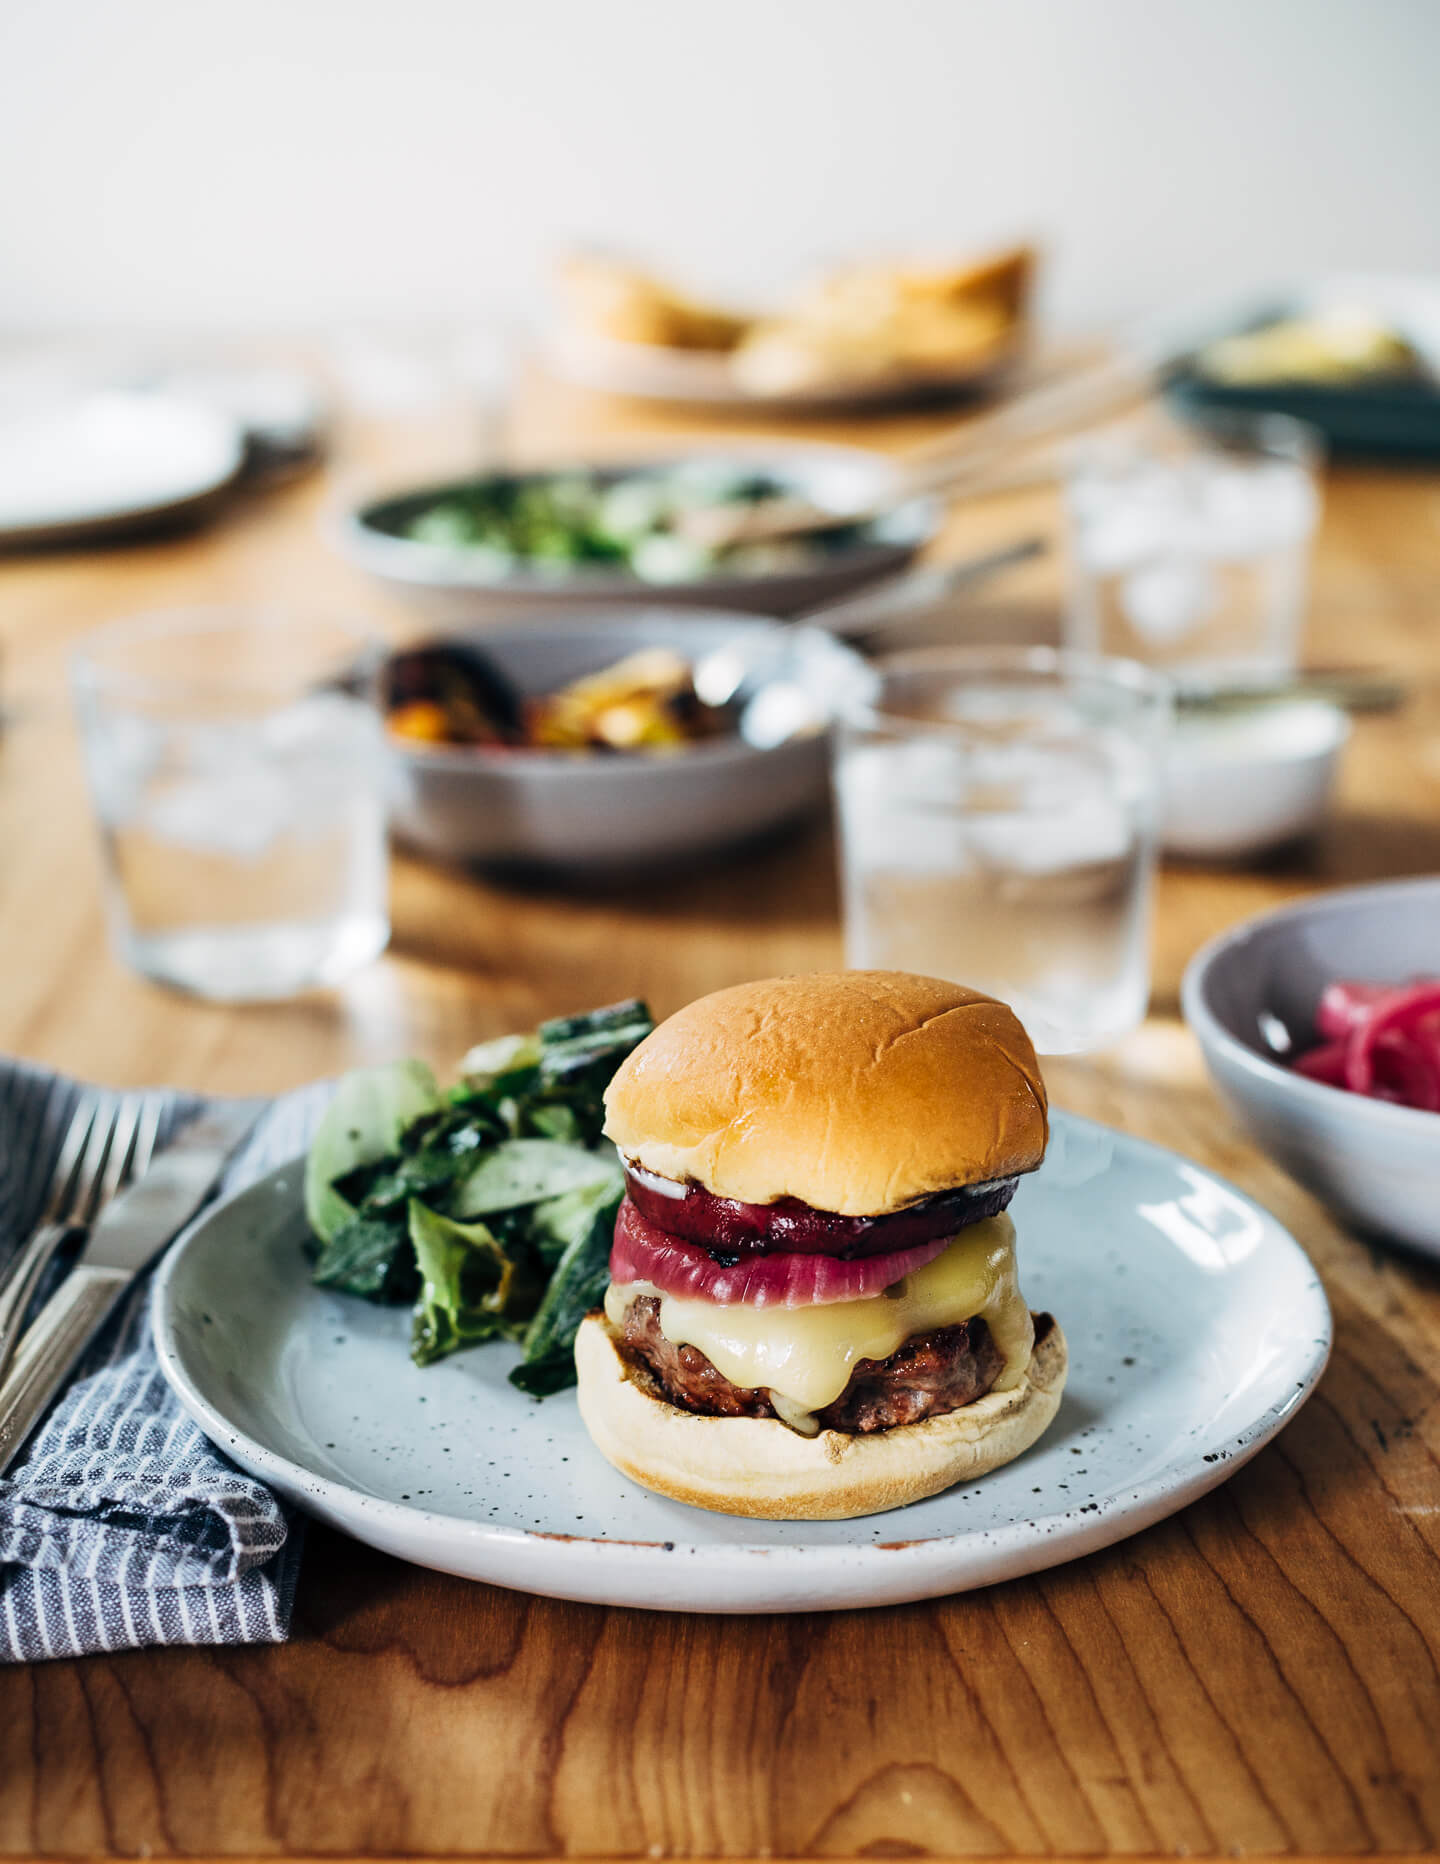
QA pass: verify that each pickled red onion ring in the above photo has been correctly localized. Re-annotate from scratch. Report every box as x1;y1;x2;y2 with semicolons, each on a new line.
610;1195;955;1307
1315;981;1398;1041
1292;978;1440;1114
621;1162;1016;1258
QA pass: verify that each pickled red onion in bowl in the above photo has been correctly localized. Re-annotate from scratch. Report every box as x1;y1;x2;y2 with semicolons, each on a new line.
1293;978;1440;1114
610;1195;955;1307
1182;879;1440;1258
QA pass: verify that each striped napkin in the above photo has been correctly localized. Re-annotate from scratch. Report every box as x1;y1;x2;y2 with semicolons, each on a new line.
0;1060;329;1663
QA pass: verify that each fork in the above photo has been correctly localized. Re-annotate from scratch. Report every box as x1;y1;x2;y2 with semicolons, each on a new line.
0;1090;162;1389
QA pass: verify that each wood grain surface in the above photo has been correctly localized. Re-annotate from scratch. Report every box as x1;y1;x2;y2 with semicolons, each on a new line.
0;364;1437;1859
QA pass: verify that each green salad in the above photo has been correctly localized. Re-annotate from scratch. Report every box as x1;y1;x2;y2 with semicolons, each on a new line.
303;1000;652;1395
400;463;855;583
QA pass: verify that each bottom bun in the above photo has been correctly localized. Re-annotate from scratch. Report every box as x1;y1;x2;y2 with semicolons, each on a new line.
574;1311;1068;1521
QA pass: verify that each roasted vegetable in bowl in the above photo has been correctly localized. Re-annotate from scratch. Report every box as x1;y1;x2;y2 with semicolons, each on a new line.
385;639;736;754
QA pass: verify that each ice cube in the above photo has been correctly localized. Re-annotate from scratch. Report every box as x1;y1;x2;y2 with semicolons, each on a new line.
1120;555;1219;643
142;757;294;859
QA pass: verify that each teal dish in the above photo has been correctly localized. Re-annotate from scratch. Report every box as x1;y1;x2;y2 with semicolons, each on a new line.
1166;368;1440;460
1164;290;1440;459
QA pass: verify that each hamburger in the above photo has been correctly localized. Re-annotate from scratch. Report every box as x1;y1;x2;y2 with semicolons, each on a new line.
575;971;1067;1520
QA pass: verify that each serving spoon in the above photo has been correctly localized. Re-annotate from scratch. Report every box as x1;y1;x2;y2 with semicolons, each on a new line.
1173;670;1408;716
676;349;1152;553
694;533;1046;716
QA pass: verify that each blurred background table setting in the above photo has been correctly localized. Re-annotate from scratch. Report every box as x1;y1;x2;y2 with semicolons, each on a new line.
2;0;1440;1856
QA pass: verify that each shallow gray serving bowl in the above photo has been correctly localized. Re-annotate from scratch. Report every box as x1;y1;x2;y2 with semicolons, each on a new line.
340;446;937;622
1182;876;1440;1258
387;609;864;869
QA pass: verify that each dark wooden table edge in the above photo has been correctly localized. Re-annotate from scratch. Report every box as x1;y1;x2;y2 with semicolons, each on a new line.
16;1854;1435;1862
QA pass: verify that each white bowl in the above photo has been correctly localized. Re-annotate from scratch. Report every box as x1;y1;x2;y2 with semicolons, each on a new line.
387;609;865;869
1163;699;1350;859
1182;876;1440;1257
339;446;937;623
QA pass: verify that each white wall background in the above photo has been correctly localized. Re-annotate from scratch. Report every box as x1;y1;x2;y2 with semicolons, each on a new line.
2;0;1439;338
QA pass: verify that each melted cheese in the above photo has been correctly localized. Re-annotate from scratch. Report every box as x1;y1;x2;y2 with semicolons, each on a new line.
604;1214;1033;1434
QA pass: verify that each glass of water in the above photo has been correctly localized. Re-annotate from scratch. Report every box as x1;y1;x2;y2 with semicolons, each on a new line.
1064;412;1321;685
72;608;390;1001
833;647;1171;1054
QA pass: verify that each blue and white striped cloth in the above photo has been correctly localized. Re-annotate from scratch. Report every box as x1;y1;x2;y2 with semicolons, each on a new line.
0;1060;329;1663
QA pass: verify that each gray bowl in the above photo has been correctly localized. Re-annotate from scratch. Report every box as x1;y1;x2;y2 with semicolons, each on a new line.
340;447;937;623
1182;877;1440;1257
387;609;864;870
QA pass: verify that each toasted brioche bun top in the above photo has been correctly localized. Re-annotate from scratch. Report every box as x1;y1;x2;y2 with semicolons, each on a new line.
602;971;1047;1216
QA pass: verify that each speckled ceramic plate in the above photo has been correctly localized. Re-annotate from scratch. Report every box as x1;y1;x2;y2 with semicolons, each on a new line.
151;1112;1330;1612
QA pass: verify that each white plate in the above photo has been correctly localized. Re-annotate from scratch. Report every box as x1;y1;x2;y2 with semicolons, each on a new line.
0;390;245;545
152;1112;1331;1613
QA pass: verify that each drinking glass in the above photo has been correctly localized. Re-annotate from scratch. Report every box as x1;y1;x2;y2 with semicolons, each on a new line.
1064;412;1321;686
833;647;1171;1055
72;608;390;1000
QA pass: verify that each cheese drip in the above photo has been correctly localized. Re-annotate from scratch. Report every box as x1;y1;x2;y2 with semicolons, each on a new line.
605;1213;1033;1432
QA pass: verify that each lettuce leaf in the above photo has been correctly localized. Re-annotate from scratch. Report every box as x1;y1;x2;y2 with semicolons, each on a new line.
304;1060;442;1245
311;1212;422;1303
510;1178;623;1396
408;1200;538;1367
526;1177;625;1267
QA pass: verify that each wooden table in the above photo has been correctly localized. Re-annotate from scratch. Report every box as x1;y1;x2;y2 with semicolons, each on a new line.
1;368;1439;1859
